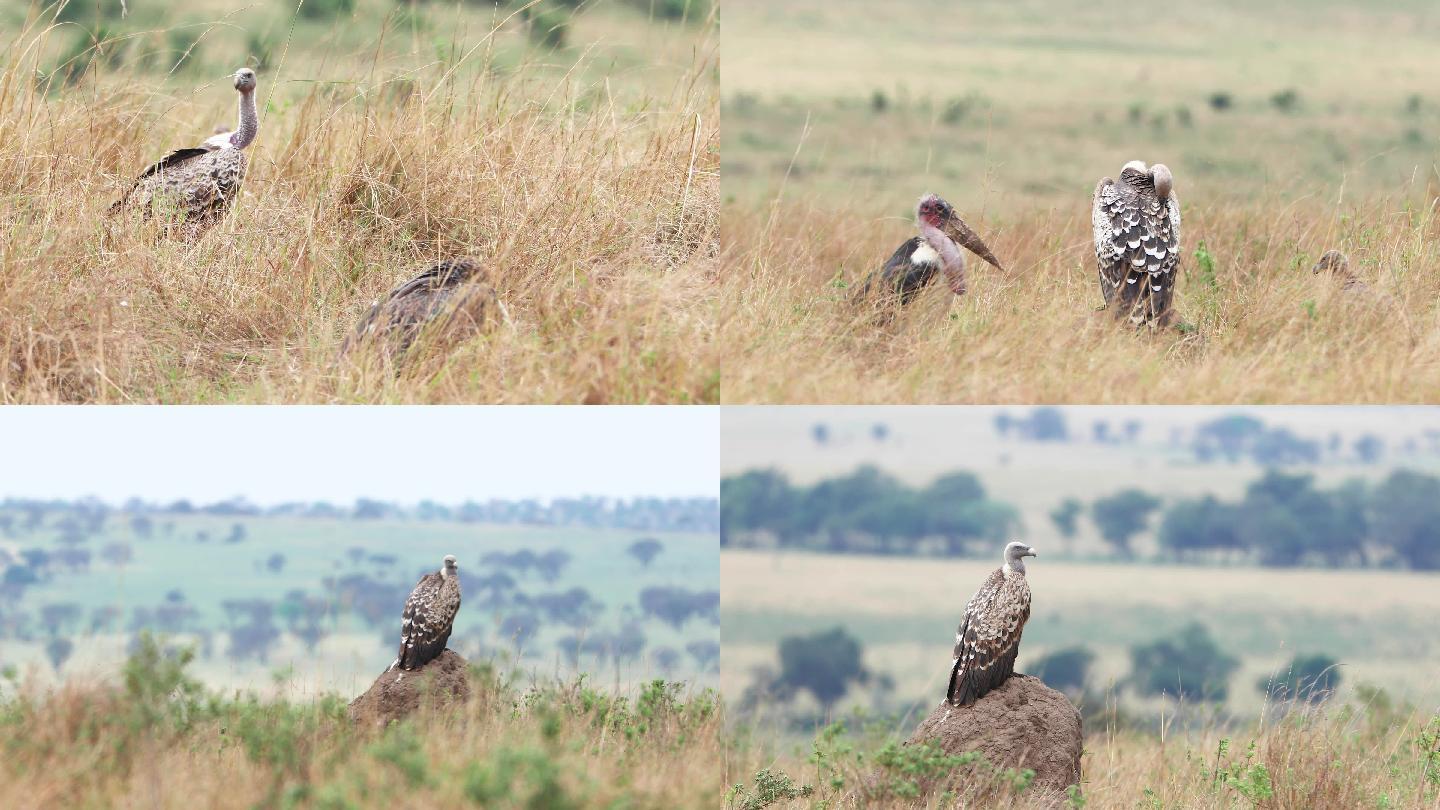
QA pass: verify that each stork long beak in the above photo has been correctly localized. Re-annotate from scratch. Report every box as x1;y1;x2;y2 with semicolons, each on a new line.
943;215;1005;272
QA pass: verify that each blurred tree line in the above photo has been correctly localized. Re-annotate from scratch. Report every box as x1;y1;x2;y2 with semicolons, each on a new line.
992;409;1409;468
724;465;1440;570
721;466;1018;555
1153;469;1440;569
756;623;1340;720
0;495;717;534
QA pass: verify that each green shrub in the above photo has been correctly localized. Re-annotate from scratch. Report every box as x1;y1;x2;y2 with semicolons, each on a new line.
727;768;813;810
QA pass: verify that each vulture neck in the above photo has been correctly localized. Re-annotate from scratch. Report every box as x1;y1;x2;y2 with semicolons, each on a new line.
1003;557;1027;576
918;221;964;280
229;90;258;149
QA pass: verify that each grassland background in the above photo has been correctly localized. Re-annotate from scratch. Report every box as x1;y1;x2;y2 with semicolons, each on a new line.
723;0;1439;208
0;0;718;403
720;0;1440;404
0;511;719;695
721;407;1440;807
722;551;1440;717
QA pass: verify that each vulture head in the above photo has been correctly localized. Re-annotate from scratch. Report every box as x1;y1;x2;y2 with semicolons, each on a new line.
1150;163;1174;200
916;192;1005;272
442;554;458;578
233;67;257;94
1118;161;1175;199
1004;540;1037;561
1003;540;1037;573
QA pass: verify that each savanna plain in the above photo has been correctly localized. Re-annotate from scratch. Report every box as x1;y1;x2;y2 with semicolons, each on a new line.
0;0;718;403
721;0;1440;403
0;495;723;808
721;410;1440;808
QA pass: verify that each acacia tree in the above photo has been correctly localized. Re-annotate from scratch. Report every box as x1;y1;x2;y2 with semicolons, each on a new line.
626;538;664;569
1369;470;1440;570
1049;498;1083;551
1128;622;1238;701
1090;489;1162;557
1258;653;1341;703
773;627;870;716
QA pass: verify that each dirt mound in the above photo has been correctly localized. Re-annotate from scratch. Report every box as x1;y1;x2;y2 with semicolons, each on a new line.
905;673;1083;804
347;649;471;728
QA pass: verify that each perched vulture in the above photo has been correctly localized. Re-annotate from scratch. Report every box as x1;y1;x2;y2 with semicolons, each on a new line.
947;541;1036;707
854;193;1004;306
339;257;497;362
110;68;259;238
1092;161;1181;327
390;555;462;678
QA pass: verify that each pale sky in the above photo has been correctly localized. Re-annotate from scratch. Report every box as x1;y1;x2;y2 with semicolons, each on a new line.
0;407;719;504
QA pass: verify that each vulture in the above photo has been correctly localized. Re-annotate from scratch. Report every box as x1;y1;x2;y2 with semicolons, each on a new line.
110;68;259;237
389;555;462;680
1312;250;1368;293
1092;161;1181;327
339;257;497;362
947;541;1036;707
854;193;1004;306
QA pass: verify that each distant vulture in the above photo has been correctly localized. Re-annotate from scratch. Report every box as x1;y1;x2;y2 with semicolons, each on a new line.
389;555;461;680
109;68;259;237
1312;250;1368;293
854;193;1004;305
1092;161;1181;327
947;541;1036;707
339;257;497;361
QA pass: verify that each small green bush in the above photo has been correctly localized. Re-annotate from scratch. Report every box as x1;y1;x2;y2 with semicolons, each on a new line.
727;768;813;810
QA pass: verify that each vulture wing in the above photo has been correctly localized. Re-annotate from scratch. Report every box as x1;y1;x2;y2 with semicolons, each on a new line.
947;568;1032;706
341;258;491;358
398;572;455;670
1092;174;1180;326
137;147;213;180
108;147;211;215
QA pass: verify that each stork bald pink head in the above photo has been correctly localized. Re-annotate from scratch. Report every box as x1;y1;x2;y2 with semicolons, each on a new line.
915;192;1005;273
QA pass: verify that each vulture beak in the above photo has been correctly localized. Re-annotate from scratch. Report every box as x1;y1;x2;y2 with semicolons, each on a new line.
1026;547;1038;557
942;213;1005;272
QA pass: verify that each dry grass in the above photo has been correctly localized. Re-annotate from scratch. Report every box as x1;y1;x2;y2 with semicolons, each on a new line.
0;648;723;809
727;699;1440;808
719;190;1440;403
0;8;719;403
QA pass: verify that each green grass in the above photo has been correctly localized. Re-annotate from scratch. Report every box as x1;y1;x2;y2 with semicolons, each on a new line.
0;636;725;808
